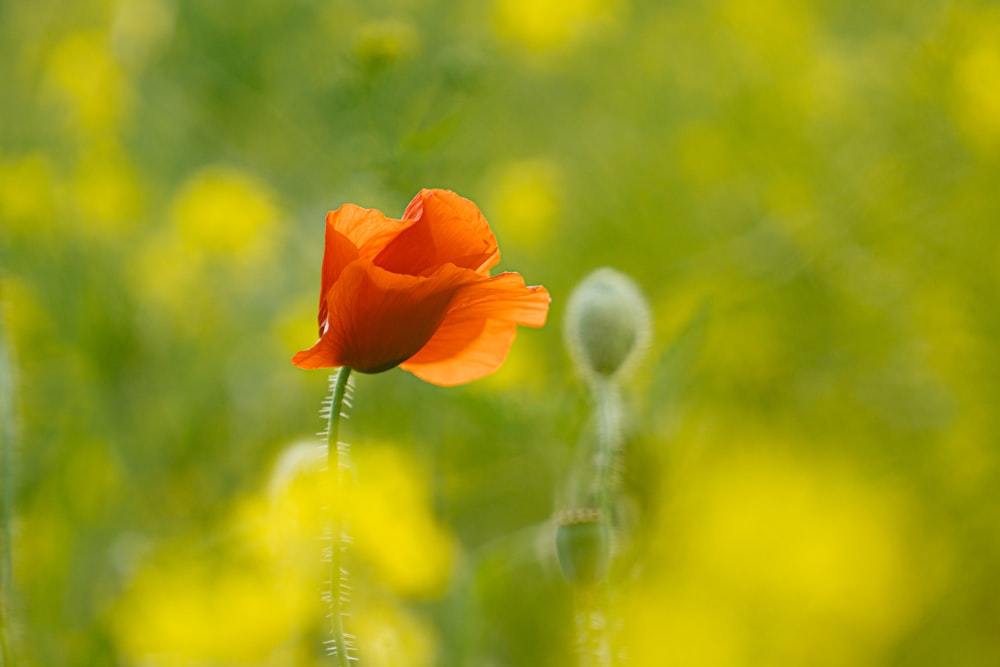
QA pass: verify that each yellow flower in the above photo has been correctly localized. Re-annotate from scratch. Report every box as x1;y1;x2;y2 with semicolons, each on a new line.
130;166;283;329
951;11;1000;151
484;159;562;249
0;153;57;234
624;442;940;666
259;441;458;597
493;0;622;53
43;30;133;133
170;166;281;263
114;558;313;664
351;445;458;597
71;142;142;237
354;598;438;667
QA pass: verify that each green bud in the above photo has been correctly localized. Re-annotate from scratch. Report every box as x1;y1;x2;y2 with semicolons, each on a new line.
564;267;651;379
554;508;610;585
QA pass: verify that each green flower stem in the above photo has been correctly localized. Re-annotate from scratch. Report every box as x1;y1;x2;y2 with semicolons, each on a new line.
575;587;614;667
580;378;624;667
591;378;622;514
326;366;355;667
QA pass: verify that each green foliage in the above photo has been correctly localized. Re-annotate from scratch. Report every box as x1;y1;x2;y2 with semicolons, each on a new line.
3;0;1000;664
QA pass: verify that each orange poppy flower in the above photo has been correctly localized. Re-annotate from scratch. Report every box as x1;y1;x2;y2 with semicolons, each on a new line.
291;188;551;386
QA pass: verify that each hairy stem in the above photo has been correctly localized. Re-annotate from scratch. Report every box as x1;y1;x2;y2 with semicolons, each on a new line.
591;378;622;514
574;588;614;667
580;378;624;667
325;367;355;667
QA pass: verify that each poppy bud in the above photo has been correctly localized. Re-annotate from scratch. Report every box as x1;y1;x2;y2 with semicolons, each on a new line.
564;268;651;379
554;508;610;585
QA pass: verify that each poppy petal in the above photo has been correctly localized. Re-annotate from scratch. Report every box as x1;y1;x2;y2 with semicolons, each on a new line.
327;203;415;257
400;320;518;386
289;330;343;370
318;205;416;334
399;272;551;385
444;271;551;327
375;189;501;277
293;259;480;373
317;228;360;335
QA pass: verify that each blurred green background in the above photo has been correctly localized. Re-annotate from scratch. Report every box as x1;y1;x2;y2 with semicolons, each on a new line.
2;0;1000;664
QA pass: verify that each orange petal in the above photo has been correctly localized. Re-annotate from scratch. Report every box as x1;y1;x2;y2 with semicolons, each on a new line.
292;259;480;373
318;205;415;334
399;272;551;385
442;271;551;328
400;320;518;386
290;332;343;370
375;189;501;277
317;228;360;335
327;203;415;257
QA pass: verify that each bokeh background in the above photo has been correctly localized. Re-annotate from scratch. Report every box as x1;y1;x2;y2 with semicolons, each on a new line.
3;0;1000;664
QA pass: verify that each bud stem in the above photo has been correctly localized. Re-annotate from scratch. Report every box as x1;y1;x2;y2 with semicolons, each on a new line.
592;378;622;514
574;587;614;667
582;378;623;666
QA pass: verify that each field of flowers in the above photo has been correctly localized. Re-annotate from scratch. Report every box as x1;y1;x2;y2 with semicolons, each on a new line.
3;0;1000;665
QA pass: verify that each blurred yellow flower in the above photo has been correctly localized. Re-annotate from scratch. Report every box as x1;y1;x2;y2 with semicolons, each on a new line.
170;166;281;264
254;441;457;597
0;153;58;234
626;582;746;667
248;442;332;572
624;443;938;666
351;445;458;598
113;438;454;664
113;486;308;664
493;0;622;53
354;598;438;667
718;0;816;66
484;158;562;249
43;30;133;133
131;166;283;329
72;142;143;238
115;558;313;664
951;12;1000;151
